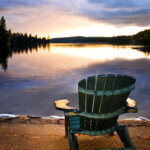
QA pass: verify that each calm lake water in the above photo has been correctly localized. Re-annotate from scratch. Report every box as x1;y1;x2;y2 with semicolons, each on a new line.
0;43;150;119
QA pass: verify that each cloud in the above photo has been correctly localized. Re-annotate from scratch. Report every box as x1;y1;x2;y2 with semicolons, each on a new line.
84;0;150;26
88;0;150;9
0;0;150;35
83;8;150;26
0;0;43;9
44;0;150;26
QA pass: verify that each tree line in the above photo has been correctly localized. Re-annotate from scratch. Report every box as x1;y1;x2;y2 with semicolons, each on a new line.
132;29;150;45
0;16;49;49
50;36;132;44
0;16;50;70
0;16;50;50
50;30;150;46
11;33;49;50
50;32;150;45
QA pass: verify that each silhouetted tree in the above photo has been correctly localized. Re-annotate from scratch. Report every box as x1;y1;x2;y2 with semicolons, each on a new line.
11;32;49;50
0;16;12;70
0;16;11;49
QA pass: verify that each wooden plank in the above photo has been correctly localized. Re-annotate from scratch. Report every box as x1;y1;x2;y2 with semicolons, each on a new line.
100;74;116;114
96;75;135;130
86;76;96;113
126;98;138;113
54;99;77;111
113;74;135;90
96;75;120;130
109;75;136;112
93;75;106;114
92;75;106;130
98;75;108;113
78;79;86;112
114;74;125;90
116;125;134;149
85;76;96;130
78;79;86;129
69;124;80;130
100;74;133;113
105;74;116;91
127;98;136;107
109;75;131;112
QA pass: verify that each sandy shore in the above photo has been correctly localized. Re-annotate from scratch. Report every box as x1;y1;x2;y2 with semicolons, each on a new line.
0;116;150;150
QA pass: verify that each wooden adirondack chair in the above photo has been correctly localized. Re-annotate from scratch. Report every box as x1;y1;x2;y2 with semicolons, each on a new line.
54;74;138;150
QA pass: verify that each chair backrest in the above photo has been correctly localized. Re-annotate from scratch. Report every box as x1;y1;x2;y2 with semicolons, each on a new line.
78;74;136;131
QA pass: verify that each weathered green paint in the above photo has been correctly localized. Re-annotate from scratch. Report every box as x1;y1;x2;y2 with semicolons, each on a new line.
78;84;135;96
64;112;69;137
78;79;86;129
85;76;96;130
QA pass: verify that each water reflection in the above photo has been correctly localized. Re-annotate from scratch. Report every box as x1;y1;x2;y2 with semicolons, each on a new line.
0;47;12;70
0;43;150;118
1;43;150;71
0;44;50;70
132;46;150;56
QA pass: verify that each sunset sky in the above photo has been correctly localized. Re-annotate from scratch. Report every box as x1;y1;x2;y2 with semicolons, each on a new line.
1;0;150;38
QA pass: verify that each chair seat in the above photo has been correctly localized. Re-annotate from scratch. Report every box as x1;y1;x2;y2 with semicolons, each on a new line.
72;125;117;136
67;114;117;135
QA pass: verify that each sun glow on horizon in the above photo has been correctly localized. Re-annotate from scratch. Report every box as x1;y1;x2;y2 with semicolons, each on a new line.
38;23;150;38
23;12;150;39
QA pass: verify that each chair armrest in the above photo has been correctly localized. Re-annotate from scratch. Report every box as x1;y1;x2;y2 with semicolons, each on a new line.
126;98;138;113
65;111;79;116
54;99;78;112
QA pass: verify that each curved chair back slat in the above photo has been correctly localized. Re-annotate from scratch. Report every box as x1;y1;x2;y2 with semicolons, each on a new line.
78;74;136;131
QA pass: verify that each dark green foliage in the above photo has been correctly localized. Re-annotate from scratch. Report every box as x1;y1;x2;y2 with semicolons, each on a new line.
133;29;150;45
11;32;49;50
0;16;11;50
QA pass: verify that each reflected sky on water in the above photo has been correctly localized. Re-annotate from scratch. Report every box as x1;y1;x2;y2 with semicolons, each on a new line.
0;43;150;119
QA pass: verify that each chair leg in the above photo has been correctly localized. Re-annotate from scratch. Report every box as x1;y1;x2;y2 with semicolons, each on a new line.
68;131;73;150
65;114;69;137
68;131;79;150
116;125;135;149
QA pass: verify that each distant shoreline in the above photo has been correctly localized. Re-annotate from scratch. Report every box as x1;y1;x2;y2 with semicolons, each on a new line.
49;31;150;46
50;36;132;45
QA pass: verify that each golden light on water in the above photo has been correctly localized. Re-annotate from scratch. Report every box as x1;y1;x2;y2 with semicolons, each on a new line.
50;44;148;61
19;44;149;73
